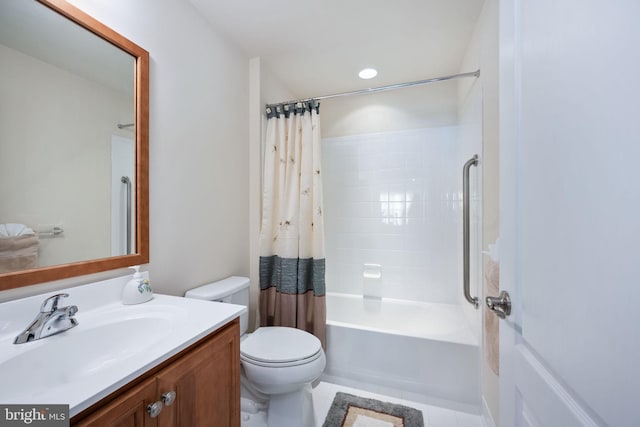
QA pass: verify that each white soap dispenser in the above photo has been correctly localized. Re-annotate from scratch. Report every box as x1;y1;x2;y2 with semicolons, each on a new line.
122;266;153;304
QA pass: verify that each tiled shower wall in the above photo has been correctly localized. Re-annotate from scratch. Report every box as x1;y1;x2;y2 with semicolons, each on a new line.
322;126;461;304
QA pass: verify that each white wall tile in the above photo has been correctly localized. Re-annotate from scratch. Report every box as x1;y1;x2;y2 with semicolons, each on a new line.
323;127;459;303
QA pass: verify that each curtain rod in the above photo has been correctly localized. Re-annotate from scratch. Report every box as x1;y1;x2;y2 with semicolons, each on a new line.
266;69;480;108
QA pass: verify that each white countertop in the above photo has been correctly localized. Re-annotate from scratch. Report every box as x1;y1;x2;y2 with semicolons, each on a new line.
0;274;245;417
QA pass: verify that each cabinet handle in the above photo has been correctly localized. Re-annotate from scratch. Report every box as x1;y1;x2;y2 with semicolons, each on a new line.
147;401;163;418
162;391;177;406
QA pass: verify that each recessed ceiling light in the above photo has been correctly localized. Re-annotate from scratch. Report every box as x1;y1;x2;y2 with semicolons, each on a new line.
358;68;378;79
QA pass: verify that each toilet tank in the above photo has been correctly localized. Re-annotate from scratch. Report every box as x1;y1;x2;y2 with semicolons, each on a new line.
184;276;250;335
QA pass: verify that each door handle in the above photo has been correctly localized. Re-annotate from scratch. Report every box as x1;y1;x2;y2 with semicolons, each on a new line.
485;290;511;319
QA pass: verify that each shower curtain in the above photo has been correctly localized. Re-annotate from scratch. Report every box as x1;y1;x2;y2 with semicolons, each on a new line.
259;100;326;347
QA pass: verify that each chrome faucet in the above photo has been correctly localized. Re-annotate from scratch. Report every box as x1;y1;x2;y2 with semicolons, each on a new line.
14;293;79;344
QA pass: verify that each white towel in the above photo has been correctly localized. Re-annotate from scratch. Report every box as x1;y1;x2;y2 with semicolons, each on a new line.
0;234;39;273
0;223;35;237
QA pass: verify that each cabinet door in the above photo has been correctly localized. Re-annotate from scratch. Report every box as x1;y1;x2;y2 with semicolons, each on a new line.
157;321;240;427
73;378;157;427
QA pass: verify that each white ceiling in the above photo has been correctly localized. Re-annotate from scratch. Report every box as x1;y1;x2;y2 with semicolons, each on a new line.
190;0;485;99
0;0;134;96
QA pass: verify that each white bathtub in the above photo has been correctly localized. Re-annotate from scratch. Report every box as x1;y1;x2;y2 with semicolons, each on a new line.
323;293;480;410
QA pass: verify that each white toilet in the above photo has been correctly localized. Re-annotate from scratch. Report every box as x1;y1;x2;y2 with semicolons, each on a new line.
185;276;325;427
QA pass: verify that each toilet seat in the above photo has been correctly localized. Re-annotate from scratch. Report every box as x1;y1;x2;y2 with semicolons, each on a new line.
241;350;323;367
240;327;323;368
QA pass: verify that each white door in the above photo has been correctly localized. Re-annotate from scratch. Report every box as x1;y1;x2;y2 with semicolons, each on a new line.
497;0;640;426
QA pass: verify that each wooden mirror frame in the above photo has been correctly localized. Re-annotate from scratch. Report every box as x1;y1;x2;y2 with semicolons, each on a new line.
0;0;149;291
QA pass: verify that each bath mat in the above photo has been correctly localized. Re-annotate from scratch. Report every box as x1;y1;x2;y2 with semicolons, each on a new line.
322;392;424;427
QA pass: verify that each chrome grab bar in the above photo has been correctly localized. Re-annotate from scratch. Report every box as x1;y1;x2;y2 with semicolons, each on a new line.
463;155;479;309
121;176;132;254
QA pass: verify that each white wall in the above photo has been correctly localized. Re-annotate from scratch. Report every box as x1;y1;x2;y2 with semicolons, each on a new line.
321;82;459;138
458;0;500;424
0;43;133;268
0;0;250;301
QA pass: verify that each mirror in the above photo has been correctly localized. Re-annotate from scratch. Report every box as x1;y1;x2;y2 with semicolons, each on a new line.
0;0;149;290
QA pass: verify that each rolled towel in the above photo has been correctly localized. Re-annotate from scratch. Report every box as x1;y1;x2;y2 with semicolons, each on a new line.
0;234;39;273
0;223;35;237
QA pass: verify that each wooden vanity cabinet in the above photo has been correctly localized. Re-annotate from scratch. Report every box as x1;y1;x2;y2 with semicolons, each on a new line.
73;378;157;427
73;319;240;427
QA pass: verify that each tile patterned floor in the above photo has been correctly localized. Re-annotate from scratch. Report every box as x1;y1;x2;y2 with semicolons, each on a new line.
313;381;484;427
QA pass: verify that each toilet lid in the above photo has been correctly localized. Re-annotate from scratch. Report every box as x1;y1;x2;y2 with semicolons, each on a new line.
240;327;322;364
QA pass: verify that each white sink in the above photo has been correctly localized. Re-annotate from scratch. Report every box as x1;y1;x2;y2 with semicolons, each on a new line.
1;314;173;395
0;276;245;417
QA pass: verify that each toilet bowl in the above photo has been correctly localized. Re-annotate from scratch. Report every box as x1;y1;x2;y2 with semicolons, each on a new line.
185;277;325;427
